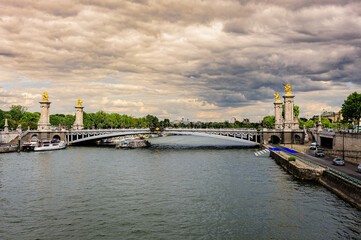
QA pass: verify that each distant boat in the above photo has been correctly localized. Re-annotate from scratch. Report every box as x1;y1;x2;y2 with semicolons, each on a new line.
34;139;67;152
115;139;150;149
23;139;38;151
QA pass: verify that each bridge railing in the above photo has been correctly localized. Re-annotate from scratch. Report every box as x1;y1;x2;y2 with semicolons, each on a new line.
68;128;259;134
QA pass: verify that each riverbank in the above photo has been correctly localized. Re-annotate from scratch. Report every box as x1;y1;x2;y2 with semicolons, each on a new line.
0;145;19;153
266;144;361;210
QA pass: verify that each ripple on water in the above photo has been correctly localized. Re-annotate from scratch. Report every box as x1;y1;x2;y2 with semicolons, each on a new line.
0;136;360;240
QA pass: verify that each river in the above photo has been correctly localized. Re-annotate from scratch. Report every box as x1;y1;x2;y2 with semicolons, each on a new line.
1;135;360;239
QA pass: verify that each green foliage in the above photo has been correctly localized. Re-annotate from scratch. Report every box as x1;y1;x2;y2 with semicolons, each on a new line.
21;112;40;129
288;157;296;161
315;117;331;128
50;114;66;126
0;109;5;128
304;120;314;129
262;116;275;128
145;114;159;128
8;105;27;128
294;105;300;117
9;105;27;121
341;92;361;131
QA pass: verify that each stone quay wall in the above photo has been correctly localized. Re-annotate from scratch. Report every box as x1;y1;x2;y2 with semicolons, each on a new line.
309;131;361;164
319;171;361;209
269;149;361;210
333;132;361;151
270;151;322;180
0;145;19;153
322;149;361;165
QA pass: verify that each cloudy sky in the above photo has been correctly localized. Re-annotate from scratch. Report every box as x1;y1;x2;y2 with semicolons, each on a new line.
0;0;360;122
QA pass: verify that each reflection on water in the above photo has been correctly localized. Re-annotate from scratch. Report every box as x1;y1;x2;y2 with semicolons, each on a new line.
0;135;360;240
149;134;255;148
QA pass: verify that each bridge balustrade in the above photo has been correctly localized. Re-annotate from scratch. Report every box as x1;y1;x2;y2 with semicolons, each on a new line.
64;128;261;145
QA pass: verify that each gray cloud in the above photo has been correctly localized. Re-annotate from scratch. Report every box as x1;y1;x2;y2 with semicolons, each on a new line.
0;0;360;121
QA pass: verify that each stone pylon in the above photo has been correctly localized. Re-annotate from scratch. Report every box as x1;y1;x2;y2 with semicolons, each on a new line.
317;114;323;132
4;118;8;133
274;100;283;129
37;96;51;131
72;99;84;130
283;93;299;130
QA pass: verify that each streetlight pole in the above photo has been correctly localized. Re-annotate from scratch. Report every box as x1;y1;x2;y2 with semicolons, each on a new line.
342;130;345;160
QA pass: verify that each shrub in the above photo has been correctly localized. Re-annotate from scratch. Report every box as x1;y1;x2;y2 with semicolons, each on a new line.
288;157;296;161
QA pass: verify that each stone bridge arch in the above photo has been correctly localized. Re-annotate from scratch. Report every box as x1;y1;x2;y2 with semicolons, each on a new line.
262;130;304;145
21;131;67;142
270;135;281;144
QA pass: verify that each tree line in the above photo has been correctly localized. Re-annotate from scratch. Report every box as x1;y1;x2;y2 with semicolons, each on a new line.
0;105;260;130
0;106;161;130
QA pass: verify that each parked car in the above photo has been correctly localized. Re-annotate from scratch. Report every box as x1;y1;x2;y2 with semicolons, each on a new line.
310;142;319;150
315;150;324;157
358;164;361;173
332;158;345;166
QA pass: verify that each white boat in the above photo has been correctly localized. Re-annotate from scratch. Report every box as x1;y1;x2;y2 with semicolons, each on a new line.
23;139;38;151
115;139;150;149
34;139;67;152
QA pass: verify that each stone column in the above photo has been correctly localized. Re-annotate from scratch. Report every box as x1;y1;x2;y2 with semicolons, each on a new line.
4;118;8;133
37;101;51;131
72;106;84;130
283;94;299;130
317;114;323;132
274;101;283;129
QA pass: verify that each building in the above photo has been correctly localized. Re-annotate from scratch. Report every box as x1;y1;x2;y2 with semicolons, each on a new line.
321;111;343;123
242;118;250;124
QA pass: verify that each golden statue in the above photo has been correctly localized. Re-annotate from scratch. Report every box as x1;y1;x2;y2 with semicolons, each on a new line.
77;99;83;106
283;84;293;95
42;92;49;101
274;92;281;102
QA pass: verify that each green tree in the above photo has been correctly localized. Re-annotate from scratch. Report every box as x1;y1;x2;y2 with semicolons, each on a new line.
0;109;5;128
94;111;107;128
64;115;75;129
262;116;275;128
9;105;27;121
315;117;331;128
50;114;66;126
341;92;361;132
145;114;159;128
21;112;40;129
163;119;170;127
304;120;314;129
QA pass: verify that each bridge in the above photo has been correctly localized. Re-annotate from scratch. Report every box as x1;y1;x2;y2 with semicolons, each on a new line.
66;128;262;146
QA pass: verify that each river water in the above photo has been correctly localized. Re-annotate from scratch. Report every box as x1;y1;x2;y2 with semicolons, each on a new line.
1;136;360;240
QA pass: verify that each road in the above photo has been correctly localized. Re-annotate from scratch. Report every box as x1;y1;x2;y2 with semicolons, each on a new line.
275;145;361;181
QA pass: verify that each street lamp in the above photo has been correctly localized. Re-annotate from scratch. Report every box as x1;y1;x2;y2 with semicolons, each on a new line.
342;129;345;160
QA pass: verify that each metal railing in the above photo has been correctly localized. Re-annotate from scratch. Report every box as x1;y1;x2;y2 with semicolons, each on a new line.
326;167;361;187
